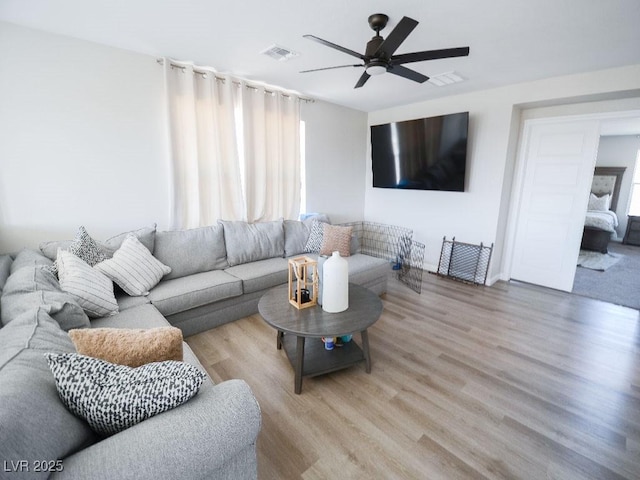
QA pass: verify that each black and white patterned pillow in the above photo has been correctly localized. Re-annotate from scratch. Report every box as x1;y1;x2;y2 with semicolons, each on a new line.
304;220;325;253
50;226;107;276
45;353;206;436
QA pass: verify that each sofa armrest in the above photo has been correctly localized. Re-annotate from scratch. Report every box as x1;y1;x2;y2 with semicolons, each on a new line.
53;379;261;480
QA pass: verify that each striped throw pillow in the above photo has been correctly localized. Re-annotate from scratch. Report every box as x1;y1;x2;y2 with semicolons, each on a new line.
95;234;171;296
56;249;119;318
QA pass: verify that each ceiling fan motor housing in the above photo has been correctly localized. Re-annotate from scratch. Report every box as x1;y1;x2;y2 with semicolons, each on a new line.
365;36;385;58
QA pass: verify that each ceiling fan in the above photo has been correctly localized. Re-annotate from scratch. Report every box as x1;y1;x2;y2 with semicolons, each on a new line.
300;13;469;89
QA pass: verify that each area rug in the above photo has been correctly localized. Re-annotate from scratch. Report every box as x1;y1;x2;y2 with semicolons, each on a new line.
577;250;621;271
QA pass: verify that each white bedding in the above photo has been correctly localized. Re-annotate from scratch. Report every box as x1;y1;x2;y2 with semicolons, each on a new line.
584;209;618;234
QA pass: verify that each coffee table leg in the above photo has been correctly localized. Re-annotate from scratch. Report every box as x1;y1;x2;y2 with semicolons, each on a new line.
361;329;371;373
294;336;305;394
277;330;283;350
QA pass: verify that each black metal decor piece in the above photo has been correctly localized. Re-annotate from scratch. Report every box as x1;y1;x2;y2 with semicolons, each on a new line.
340;221;425;293
437;237;493;285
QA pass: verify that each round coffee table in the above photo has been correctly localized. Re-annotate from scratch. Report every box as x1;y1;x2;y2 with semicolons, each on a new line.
258;283;383;394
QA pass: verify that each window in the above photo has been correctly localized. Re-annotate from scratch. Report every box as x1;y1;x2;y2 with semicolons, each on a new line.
628;149;640;215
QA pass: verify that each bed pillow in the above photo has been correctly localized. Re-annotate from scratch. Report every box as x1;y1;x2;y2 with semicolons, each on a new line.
588;193;611;211
68;327;183;368
94;234;171;296
45;353;206;436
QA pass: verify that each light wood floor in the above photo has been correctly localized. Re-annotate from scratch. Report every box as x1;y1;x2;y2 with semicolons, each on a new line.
186;273;640;479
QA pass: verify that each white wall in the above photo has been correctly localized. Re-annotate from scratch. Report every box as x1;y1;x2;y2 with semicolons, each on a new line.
366;64;640;280
597;135;640;236
0;22;368;253
0;22;170;252
301;100;367;224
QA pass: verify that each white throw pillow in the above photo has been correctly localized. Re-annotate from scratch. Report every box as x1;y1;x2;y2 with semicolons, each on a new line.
94;234;171;296
588;193;611;211
56;249;119;318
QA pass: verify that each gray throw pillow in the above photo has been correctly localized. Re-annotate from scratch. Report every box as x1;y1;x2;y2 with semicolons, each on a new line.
219;219;285;266
0;308;98;476
46;353;206;436
154;225;228;280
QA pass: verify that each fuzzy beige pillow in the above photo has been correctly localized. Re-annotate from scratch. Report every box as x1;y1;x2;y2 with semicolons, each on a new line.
68;327;183;368
319;224;353;257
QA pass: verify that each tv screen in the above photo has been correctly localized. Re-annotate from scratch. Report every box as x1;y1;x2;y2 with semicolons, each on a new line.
370;111;469;191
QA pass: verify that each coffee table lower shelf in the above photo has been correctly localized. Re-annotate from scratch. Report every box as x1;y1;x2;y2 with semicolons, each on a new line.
280;332;368;393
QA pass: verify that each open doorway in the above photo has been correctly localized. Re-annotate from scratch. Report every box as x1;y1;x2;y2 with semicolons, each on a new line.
572;130;640;309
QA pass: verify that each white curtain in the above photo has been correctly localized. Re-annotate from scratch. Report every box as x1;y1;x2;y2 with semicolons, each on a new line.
241;83;301;222
165;59;302;227
165;61;243;229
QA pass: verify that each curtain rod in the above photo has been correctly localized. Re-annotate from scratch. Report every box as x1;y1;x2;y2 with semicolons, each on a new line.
157;58;314;103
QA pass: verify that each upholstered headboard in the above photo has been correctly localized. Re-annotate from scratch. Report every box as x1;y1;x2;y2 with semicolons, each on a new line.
591;166;626;211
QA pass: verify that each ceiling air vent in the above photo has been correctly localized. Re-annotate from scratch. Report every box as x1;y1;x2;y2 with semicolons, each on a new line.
428;71;464;87
261;44;299;61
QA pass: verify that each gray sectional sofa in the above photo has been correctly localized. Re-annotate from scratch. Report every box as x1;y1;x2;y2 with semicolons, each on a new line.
0;217;392;480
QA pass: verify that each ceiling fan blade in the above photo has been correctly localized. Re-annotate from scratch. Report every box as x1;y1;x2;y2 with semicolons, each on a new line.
354;72;371;89
300;64;363;73
374;16;418;58
387;65;429;83
303;35;365;60
391;47;470;65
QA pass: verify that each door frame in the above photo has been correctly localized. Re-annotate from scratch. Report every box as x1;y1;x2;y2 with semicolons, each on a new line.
503;109;640;285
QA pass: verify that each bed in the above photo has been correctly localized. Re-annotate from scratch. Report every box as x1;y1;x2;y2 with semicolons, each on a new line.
581;167;626;253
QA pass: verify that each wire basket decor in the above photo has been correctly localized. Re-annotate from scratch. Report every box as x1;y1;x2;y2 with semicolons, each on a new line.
437;237;493;286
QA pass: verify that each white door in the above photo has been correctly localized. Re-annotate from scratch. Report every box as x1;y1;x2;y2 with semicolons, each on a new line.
510;119;600;291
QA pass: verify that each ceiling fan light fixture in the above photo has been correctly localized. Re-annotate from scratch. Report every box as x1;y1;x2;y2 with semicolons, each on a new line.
365;64;387;76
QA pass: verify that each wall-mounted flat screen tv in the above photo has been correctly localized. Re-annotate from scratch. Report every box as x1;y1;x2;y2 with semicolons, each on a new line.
370;111;469;192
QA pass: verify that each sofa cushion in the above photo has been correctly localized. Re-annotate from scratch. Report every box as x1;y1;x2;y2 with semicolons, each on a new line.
69;326;183;367
95;235;171;296
39;239;73;261
1;261;90;330
0;254;13;320
56;249;119;318
10;248;53;274
46;353;206;436
0;308;98;474
116;292;152;311
0;254;13;291
39;225;157;261
154;225;228;280
225;257;290;294
220;219;284;266
101;224;157;257
284;220;310;257
91;304;169;330
344;253;390;285
148;270;243;316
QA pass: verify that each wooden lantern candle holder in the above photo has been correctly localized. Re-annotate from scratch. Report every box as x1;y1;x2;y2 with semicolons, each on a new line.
288;256;318;309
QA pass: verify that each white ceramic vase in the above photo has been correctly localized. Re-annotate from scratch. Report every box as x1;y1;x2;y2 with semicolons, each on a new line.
322;251;349;313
